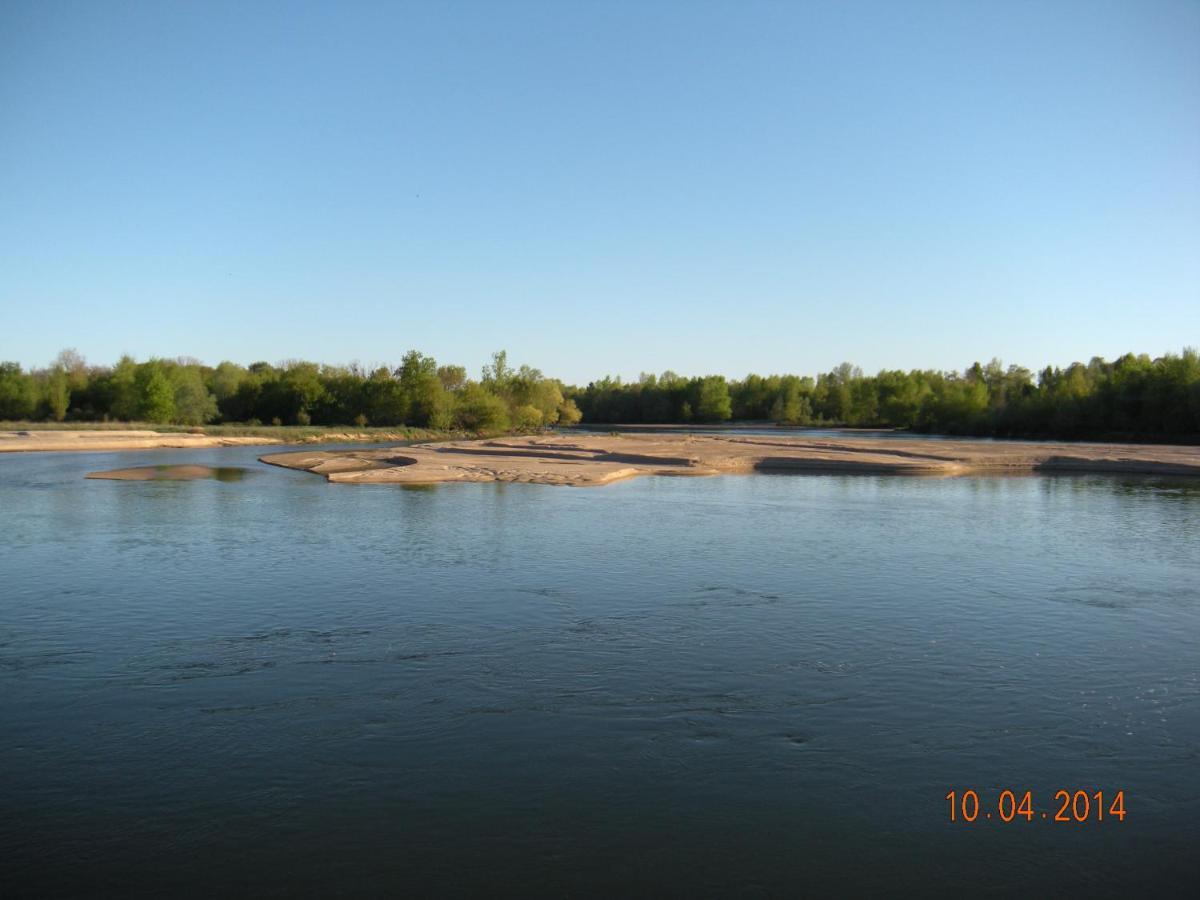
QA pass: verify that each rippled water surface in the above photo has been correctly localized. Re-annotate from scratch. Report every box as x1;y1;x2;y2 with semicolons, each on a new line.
2;445;1199;897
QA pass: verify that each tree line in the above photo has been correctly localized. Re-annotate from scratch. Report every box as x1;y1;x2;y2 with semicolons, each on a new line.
0;350;581;432
1;348;1196;439
565;350;1199;439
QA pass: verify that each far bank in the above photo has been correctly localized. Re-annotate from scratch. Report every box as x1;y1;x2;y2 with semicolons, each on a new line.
0;424;476;454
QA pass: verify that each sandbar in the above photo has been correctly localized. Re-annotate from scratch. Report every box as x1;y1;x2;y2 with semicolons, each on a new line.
86;465;249;481
259;434;1200;486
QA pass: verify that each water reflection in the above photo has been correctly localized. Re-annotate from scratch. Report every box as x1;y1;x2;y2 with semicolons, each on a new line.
86;464;249;481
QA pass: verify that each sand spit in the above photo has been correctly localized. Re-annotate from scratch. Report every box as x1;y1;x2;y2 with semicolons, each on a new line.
259;434;1200;487
86;465;249;481
1;430;278;453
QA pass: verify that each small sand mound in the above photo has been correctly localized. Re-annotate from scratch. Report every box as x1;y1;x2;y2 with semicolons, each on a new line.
87;465;249;482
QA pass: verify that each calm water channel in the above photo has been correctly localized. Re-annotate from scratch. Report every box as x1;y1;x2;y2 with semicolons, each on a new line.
2;442;1198;897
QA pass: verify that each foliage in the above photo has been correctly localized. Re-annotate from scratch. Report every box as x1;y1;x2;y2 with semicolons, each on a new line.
453;383;510;432
557;398;583;426
43;368;71;421
134;362;176;423
0;362;38;419
513;404;545;430
169;365;218;425
2;347;1196;440
691;376;732;423
567;349;1200;439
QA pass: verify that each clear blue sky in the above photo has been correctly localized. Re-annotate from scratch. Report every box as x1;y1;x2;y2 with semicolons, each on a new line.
1;0;1197;384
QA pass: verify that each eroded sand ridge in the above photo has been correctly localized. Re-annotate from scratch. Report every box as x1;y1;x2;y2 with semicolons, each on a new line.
260;434;1200;486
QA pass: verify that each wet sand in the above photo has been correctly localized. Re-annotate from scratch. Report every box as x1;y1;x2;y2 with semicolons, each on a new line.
86;465;249;481
1;430;278;453
260;434;1200;486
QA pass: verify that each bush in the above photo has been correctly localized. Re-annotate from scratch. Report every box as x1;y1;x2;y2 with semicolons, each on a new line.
514;404;544;429
454;384;510;432
557;398;582;426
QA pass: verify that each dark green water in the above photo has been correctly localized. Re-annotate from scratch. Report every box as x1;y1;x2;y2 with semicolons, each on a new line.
2;445;1198;897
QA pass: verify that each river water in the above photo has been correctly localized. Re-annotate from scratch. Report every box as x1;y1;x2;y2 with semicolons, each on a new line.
1;443;1198;896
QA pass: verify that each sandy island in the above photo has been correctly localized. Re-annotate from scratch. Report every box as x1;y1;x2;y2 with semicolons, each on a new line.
259;434;1200;486
86;465;249;481
1;430;279;453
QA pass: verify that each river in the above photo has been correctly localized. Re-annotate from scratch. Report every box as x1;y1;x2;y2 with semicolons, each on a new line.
2;442;1197;896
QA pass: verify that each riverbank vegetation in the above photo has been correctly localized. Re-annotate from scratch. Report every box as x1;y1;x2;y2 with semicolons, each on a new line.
568;351;1199;440
0;350;581;434
1;348;1195;441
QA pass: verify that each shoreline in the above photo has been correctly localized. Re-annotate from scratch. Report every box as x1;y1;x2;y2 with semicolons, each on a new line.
571;422;1200;446
1;430;280;453
260;433;1200;487
0;427;464;454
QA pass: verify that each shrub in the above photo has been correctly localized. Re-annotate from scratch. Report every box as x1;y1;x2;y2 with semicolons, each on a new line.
514;404;544;429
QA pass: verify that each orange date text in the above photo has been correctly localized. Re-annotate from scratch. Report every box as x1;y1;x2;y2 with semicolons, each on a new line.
945;789;1126;823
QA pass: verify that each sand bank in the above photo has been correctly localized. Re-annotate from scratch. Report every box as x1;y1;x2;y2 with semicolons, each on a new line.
86;465;249;481
1;430;279;453
260;434;1200;487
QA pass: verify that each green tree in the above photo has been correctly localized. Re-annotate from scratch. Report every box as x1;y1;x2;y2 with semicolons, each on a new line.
691;376;732;423
44;369;71;421
437;365;467;392
53;349;90;393
135;362;176;423
257;362;327;424
397;350;449;427
454;382;510;432
557;397;582;425
169;365;218;425
482;349;513;389
513;404;544;429
108;356;141;420
770;376;812;424
0;362;38;419
209;362;246;405
364;367;408;426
